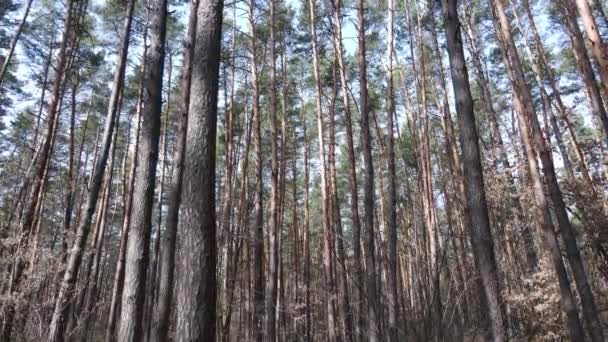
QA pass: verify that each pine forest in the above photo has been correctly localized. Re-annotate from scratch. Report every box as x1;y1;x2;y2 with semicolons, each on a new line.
1;0;608;340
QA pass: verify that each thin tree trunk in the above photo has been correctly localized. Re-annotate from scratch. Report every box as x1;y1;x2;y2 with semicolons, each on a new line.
302;115;311;342
2;1;74;339
357;0;379;339
46;1;135;339
559;0;608;142
384;0;398;340
0;0;34;88
307;1;338;340
266;0;279;338
248;0;265;339
330;1;364;340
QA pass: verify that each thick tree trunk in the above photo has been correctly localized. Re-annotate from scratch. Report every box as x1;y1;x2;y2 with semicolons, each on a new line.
462;17;538;271
151;1;198;340
441;1;507;340
116;0;167;338
174;0;223;338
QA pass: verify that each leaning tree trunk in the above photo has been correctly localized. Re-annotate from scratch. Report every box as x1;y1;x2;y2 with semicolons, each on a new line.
0;0;34;89
559;0;608;142
493;1;604;341
47;0;135;339
441;1;507;340
574;0;608;90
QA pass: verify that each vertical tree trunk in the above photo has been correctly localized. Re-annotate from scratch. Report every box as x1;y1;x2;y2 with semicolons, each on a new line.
248;0;265;339
174;0;223;338
357;0;379;339
307;1;338;340
330;1;365;339
384;0;398;340
328;61;354;342
415;5;441;336
145;50;171;339
266;0;279;338
151;0;198;340
116;0;167;337
303;116;311;342
105;53;146;342
219;13;236;341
